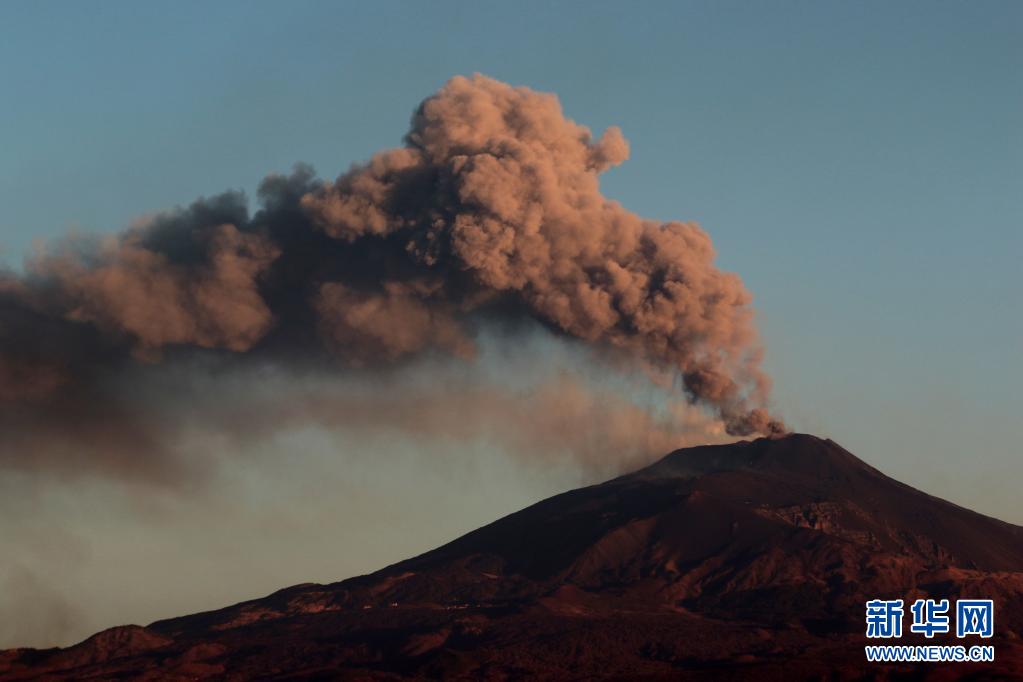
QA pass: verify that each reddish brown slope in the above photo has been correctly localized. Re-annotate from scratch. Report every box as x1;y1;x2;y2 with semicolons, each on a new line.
3;434;1022;680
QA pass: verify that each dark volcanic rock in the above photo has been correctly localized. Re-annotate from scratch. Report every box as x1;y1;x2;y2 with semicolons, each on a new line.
3;434;1022;680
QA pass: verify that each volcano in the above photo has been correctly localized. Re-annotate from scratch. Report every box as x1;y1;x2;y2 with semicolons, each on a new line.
3;434;1022;680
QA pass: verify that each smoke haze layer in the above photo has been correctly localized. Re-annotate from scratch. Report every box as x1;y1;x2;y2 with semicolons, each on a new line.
0;74;784;479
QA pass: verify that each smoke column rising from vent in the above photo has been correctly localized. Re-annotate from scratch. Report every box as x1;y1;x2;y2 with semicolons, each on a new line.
0;74;784;478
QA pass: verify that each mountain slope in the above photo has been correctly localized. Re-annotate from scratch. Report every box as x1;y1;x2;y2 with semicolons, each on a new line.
3;434;1022;680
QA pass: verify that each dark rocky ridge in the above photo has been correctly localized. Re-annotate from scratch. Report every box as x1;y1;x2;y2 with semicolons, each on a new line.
3;434;1022;680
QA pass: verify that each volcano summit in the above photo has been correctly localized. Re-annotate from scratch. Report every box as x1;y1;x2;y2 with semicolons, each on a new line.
2;434;1021;680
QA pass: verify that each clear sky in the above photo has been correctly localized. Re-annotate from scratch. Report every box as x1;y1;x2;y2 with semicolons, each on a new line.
1;0;1020;648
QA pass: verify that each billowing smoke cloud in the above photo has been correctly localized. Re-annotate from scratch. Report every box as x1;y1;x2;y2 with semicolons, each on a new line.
0;74;783;479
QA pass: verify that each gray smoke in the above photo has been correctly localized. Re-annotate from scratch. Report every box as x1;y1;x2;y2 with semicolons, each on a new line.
0;74;785;479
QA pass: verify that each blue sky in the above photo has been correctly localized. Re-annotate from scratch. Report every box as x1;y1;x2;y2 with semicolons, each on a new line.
1;1;1020;516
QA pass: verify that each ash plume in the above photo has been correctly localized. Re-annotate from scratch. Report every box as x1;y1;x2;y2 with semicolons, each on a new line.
0;74;784;476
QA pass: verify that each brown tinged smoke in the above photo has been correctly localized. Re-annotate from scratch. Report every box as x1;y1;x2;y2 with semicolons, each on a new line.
0;74;784;475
